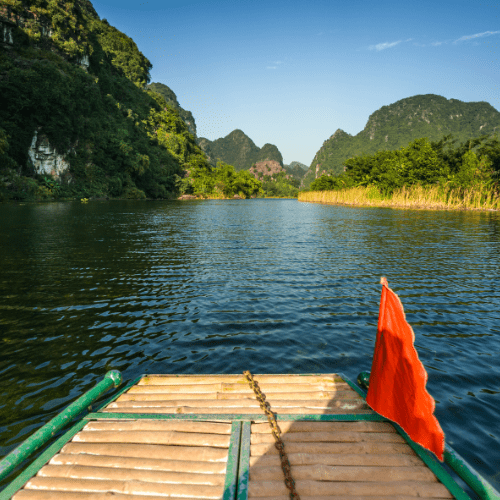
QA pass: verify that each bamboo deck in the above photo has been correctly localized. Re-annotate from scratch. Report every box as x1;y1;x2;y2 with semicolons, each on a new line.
11;374;461;499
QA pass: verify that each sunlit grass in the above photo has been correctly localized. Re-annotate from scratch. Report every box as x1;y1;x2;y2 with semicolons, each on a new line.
298;184;500;211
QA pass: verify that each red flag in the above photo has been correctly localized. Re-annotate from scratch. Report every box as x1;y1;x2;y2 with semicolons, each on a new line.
366;277;445;461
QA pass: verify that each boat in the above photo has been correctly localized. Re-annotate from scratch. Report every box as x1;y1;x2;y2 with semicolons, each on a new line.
0;369;499;499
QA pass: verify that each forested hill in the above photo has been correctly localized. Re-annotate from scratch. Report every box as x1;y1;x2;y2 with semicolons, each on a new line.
303;94;500;188
146;82;197;139
0;0;211;201
197;129;283;171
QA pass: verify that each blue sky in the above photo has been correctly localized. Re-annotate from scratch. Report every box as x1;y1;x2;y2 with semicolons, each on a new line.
92;0;499;166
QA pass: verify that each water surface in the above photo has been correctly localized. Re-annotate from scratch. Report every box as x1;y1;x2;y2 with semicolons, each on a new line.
0;199;499;490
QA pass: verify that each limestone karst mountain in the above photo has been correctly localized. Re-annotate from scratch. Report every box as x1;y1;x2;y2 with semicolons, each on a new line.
303;94;500;188
197;129;283;171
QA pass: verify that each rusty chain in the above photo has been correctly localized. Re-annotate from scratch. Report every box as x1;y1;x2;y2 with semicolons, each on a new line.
243;370;300;500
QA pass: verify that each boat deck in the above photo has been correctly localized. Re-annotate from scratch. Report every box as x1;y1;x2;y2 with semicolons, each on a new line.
10;374;464;499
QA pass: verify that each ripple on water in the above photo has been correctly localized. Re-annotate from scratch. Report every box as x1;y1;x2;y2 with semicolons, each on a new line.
0;200;499;490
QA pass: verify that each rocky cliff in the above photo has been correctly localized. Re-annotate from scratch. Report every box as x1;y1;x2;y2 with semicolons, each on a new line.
197;129;283;171
303;94;500;188
0;0;210;201
249;160;290;181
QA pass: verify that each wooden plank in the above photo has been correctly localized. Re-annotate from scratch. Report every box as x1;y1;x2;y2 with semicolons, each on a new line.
247;479;453;497
251;442;418;456
60;443;229;462
249;452;425;467
250;431;406;444
138;374;345;385
117;390;362;401
23;476;224;498
107;399;368;409
243;496;453;500
49;453;227;473
127;383;350;394
14;492;212;500
251;421;396;433
72;430;230;447
102;406;371;415
37;464;225;485
83;420;232;434
249;464;437;482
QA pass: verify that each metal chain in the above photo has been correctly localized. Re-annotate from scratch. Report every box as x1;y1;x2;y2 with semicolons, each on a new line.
243;370;300;500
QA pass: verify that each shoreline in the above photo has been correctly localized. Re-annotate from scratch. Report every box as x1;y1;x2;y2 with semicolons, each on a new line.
299;198;499;212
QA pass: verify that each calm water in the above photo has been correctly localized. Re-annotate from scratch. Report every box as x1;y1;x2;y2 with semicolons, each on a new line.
0;199;499;489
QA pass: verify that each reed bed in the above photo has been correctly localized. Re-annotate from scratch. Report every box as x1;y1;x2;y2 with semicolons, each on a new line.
298;184;500;211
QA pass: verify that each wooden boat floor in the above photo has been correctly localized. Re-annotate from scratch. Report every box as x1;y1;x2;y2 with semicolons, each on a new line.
11;374;458;499
102;373;369;416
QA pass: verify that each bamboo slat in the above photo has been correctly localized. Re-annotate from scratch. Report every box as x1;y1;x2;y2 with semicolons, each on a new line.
116;390;361;401
243;496;453;500
106;399;367;409
102;406;370;415
251;442;418;456
72;430;230;447
13;492;211;500
22;476;224;498
50;453;227;474
37;464;226;486
249;464;437;482
60;443;229;462
250;431;406;444
127;383;349;394
83;420;231;434
251;421;396;433
249;452;425;467
247;479;453;497
138;374;345;385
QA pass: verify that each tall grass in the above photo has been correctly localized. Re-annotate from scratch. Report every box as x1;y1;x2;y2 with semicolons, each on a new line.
298;183;500;211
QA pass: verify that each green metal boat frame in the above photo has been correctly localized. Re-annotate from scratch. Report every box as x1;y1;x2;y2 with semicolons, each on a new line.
0;369;499;500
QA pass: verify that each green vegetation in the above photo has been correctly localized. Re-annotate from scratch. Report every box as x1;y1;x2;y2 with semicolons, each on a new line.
303;94;500;188
304;133;500;211
260;171;299;198
283;161;308;182
197;130;283;171
179;161;263;198
0;0;210;202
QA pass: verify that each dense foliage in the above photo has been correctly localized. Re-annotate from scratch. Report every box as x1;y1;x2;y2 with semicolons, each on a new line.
146;82;197;138
283;161;308;181
177;161;262;198
0;0;210;201
197;129;283;171
309;133;500;198
303;94;500;188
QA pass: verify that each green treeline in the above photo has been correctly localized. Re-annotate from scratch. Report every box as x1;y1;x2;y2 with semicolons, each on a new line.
177;161;262;198
0;0;211;202
309;134;500;200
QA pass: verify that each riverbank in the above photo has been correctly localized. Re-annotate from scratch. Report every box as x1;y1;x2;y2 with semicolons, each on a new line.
298;185;500;211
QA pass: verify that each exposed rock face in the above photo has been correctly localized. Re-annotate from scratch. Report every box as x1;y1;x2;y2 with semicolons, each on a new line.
28;128;75;181
249;160;290;181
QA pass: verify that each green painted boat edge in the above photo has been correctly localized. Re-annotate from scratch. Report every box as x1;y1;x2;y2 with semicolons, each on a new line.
237;421;251;500
92;374;142;412
0;419;87;500
352;371;500;500
0;370;121;485
222;421;241;500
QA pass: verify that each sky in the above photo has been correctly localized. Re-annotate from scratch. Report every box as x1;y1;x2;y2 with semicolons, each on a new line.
92;0;499;166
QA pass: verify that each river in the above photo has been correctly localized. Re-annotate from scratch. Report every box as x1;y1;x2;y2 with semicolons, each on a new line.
0;199;499;490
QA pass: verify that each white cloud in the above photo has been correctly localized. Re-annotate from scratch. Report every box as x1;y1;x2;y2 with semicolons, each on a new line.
368;38;412;51
266;66;277;70
454;30;500;43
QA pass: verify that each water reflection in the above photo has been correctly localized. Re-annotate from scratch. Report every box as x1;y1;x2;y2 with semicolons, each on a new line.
0;200;499;489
